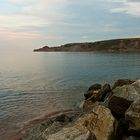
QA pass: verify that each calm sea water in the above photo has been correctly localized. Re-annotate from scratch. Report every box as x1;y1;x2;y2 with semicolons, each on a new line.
0;52;140;139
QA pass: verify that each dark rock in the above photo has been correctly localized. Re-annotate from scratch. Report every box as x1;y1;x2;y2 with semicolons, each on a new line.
87;94;100;102
88;83;102;91
98;84;113;102
102;84;112;93
129;130;140;137
108;96;132;119
116;118;129;139
84;84;101;100
84;84;113;108
125;98;140;136
112;79;135;89
55;114;71;122
109;84;140;120
84;90;95;100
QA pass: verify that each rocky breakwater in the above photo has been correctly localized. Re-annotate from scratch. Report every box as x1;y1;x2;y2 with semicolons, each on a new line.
21;79;140;140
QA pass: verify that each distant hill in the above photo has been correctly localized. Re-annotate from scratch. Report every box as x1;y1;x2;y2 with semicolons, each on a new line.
34;38;140;52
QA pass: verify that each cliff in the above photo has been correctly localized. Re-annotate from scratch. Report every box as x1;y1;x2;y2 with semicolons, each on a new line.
34;38;140;52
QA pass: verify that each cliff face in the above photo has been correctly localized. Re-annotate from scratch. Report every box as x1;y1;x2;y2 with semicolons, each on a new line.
34;38;140;52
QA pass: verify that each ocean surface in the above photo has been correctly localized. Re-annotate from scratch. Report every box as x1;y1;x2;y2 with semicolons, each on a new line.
0;51;140;139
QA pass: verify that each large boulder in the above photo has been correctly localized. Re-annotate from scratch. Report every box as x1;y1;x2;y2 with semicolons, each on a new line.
125;97;140;135
112;85;139;102
89;104;116;140
109;85;140;119
112;79;135;89
77;103;115;140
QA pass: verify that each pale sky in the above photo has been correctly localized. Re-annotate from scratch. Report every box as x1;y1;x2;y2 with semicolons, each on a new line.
0;0;140;51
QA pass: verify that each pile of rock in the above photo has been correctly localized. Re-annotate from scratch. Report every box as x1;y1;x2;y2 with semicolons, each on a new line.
21;79;140;140
82;79;140;140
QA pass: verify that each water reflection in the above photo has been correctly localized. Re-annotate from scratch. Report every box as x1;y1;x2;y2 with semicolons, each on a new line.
0;52;140;139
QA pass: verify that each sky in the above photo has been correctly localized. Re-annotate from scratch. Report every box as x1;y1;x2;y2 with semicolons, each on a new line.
0;0;140;51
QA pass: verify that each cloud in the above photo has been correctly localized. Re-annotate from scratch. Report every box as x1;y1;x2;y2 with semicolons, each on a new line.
0;0;70;33
9;0;69;19
0;0;140;50
109;0;140;17
0;15;47;27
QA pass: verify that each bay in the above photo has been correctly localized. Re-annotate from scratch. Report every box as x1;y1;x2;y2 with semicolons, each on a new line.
0;52;140;139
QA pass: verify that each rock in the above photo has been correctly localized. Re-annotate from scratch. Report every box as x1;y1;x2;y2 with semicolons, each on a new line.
125;136;140;140
109;96;132;119
88;84;102;91
112;79;135;89
102;84;112;94
132;80;140;93
84;90;100;101
55;114;71;122
132;80;140;88
112;85;140;102
88;94;100;103
22;119;54;140
79;104;116;140
82;100;94;111
127;136;135;140
98;84;113;102
109;85;140;119
125;98;140;133
42;121;67;138
115;118;129;139
89;104;116;140
44;104;116;140
84;84;101;100
47;126;95;140
83;84;113;111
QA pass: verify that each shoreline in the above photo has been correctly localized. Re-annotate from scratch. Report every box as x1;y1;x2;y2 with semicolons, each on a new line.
34;49;140;53
17;79;140;140
15;109;82;140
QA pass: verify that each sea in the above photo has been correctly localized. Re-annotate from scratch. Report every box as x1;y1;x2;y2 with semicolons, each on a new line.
0;51;140;139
